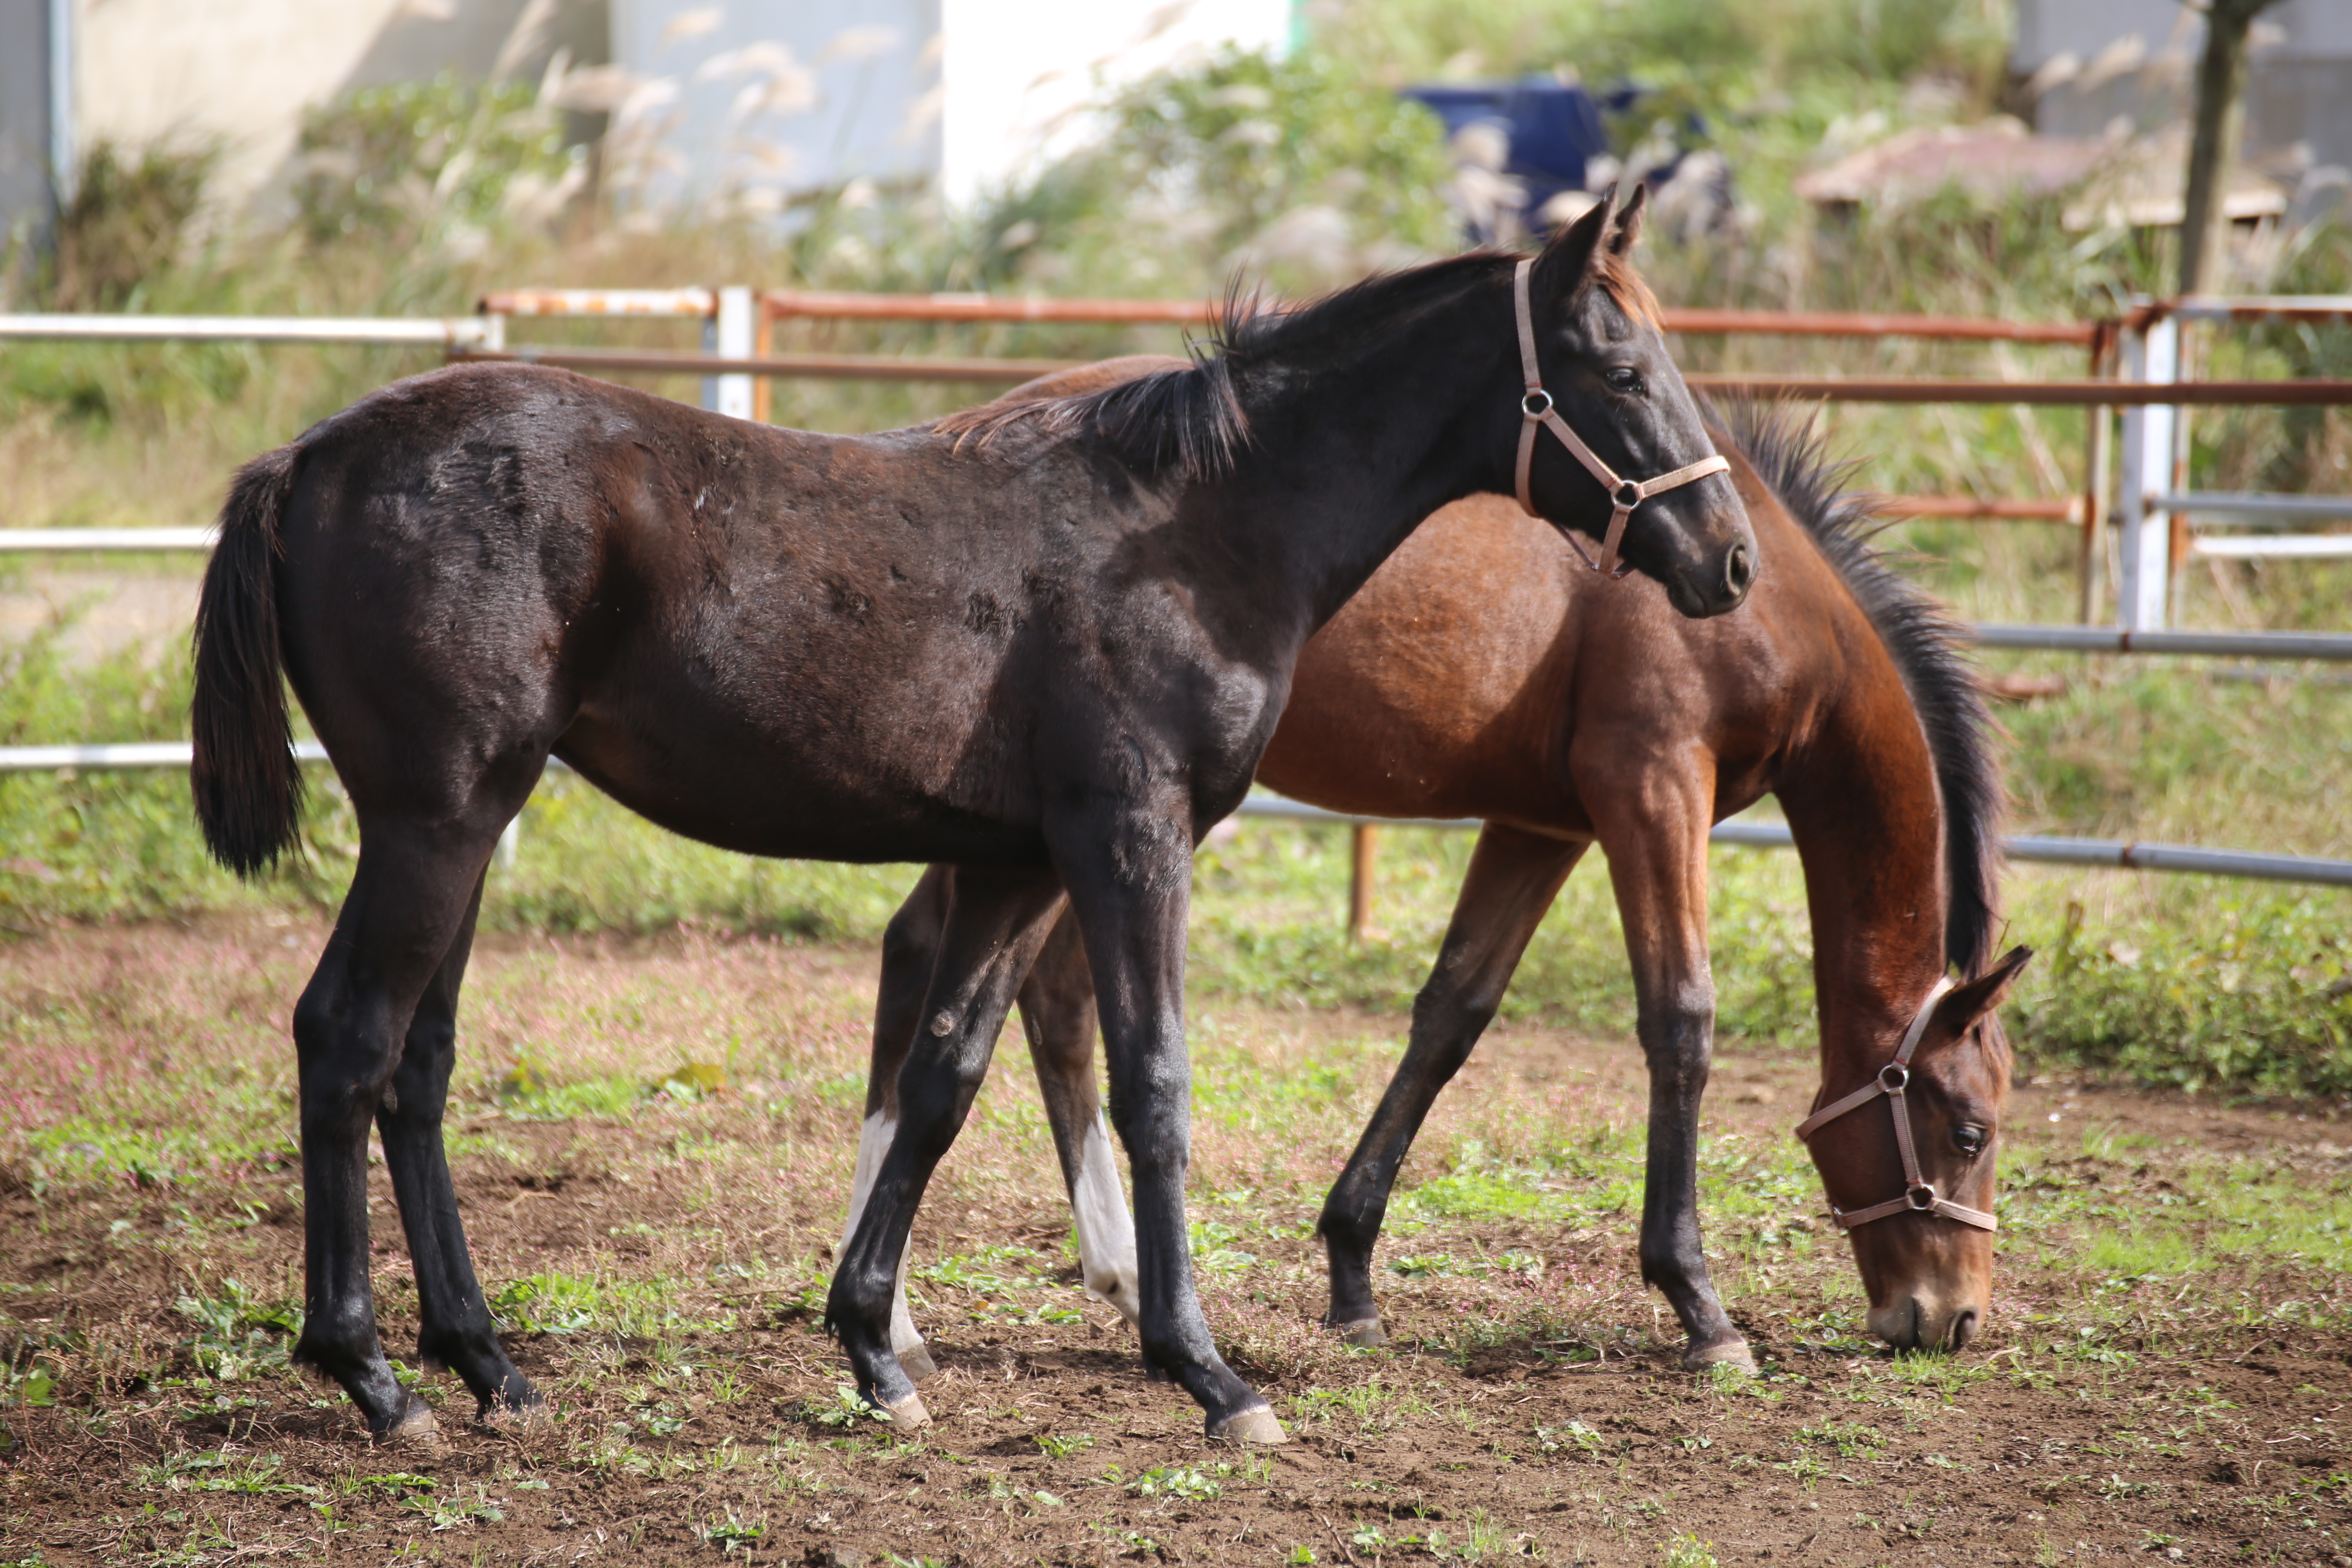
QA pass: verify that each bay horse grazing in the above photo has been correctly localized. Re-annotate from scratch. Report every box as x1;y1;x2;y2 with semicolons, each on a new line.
189;189;1754;1444
861;395;2029;1381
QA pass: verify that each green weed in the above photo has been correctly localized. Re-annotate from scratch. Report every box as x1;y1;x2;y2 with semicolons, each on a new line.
1661;1535;1720;1568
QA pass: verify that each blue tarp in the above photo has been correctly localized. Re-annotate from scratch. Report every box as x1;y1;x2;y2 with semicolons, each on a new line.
1402;78;1687;233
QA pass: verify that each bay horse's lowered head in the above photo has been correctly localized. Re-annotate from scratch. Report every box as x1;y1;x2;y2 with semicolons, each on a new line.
1743;408;2031;1349
1512;185;1754;615
1800;947;2030;1351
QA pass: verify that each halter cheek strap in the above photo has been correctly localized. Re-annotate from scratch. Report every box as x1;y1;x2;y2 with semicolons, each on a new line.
1511;257;1730;577
1794;976;1999;1233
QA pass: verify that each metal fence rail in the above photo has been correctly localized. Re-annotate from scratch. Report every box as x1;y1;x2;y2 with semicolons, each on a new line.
0;528;215;551
1235;798;2352;890
0;314;501;348
3;746;2345;889
1969;624;2352;660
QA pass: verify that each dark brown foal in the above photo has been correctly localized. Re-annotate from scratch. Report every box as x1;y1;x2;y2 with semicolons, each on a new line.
857;401;2027;1379
194;192;1753;1443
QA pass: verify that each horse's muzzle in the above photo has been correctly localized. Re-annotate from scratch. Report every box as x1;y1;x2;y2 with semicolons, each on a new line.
1666;538;1755;619
1868;1294;1982;1352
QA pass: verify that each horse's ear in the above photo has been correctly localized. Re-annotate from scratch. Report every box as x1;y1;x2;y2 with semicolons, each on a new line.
1929;945;2034;1038
1608;182;1648;258
1532;182;1617;302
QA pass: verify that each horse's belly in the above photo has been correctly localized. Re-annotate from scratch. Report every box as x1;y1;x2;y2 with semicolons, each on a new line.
554;710;1049;865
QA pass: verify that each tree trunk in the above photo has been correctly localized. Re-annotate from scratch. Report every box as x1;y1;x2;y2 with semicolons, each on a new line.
2178;0;2283;296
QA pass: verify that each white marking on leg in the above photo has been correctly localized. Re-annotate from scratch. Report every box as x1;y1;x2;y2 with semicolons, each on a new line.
839;1111;926;1358
1069;1111;1141;1324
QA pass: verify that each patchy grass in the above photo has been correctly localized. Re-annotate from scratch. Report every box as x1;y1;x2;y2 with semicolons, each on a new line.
4;922;2350;1562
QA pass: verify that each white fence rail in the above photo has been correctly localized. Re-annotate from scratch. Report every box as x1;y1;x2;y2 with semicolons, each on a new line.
6;304;2351;891
0;314;502;348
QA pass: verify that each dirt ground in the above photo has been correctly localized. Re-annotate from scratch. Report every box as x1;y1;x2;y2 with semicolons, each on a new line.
2;919;2349;1566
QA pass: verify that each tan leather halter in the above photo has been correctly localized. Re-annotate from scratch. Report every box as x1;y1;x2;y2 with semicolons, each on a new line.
1794;976;1998;1232
1511;256;1731;577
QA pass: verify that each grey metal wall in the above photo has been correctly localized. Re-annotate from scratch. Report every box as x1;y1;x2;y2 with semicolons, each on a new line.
2015;0;2352;185
0;0;58;263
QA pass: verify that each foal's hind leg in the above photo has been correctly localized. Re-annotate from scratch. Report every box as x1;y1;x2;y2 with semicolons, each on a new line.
1019;907;1140;1323
376;871;538;1421
1590;766;1754;1372
290;820;509;1439
841;866;954;1383
1318;824;1584;1345
827;865;1067;1424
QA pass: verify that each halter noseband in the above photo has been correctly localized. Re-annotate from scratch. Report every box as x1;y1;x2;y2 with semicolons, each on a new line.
1793;976;1998;1233
1511;257;1731;577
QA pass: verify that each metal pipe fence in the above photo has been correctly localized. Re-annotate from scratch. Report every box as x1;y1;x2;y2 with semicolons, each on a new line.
5;743;2345;891
5;295;2348;901
1234;796;2352;891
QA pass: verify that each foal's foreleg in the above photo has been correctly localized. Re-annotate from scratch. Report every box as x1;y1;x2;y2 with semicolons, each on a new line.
825;866;1066;1425
842;866;955;1383
1318;824;1583;1345
1019;907;1140;1323
375;872;537;1419
1052;811;1279;1443
1594;775;1753;1372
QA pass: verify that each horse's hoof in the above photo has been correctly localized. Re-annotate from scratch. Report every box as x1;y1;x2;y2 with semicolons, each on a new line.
880;1390;931;1428
1207;1403;1288;1445
381;1398;442;1449
477;1399;552;1432
1684;1340;1759;1376
1330;1317;1386;1349
896;1343;938;1384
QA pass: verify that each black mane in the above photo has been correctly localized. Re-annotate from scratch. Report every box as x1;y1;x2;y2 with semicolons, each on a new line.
938;252;1518;479
1714;399;2006;977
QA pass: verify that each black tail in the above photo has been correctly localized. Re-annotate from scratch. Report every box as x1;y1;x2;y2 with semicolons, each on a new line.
192;446;304;877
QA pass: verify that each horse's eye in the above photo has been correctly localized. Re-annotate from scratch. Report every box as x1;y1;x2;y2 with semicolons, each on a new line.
1953;1125;1987;1156
1604;366;1645;395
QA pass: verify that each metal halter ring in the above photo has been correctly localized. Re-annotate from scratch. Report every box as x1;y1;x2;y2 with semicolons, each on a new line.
1509;257;1730;577
1791;976;2000;1234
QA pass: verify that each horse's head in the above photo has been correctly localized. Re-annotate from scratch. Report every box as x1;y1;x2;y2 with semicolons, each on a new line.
1801;946;2032;1352
1517;186;1755;618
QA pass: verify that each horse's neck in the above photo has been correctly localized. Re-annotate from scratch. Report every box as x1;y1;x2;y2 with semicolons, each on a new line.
1203;300;1515;642
1775;613;1951;1080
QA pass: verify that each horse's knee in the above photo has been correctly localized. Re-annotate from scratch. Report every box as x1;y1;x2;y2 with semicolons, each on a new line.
1639;990;1716;1086
292;983;403;1123
1410;982;1499;1070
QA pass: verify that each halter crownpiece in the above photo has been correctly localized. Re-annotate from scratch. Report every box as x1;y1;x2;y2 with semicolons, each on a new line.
1511;257;1731;577
1794;976;1998;1233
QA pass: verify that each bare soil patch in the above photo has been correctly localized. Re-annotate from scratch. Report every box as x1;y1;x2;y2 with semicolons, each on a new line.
2;919;2348;1565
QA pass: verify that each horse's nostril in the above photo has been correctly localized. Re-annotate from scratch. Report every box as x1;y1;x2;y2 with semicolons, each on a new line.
1949;1309;1979;1351
1724;540;1755;601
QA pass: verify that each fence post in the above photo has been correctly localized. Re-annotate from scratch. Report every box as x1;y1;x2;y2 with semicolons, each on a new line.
2078;320;2114;625
752;300;773;425
705;286;755;420
2117;307;2178;630
1348;823;1379;944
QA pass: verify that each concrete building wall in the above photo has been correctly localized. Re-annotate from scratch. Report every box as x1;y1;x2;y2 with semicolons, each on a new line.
611;0;1288;212
69;0;604;217
608;0;944;212
2014;0;2352;181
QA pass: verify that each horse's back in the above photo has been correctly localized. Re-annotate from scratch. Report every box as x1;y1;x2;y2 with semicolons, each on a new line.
1258;452;1855;830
